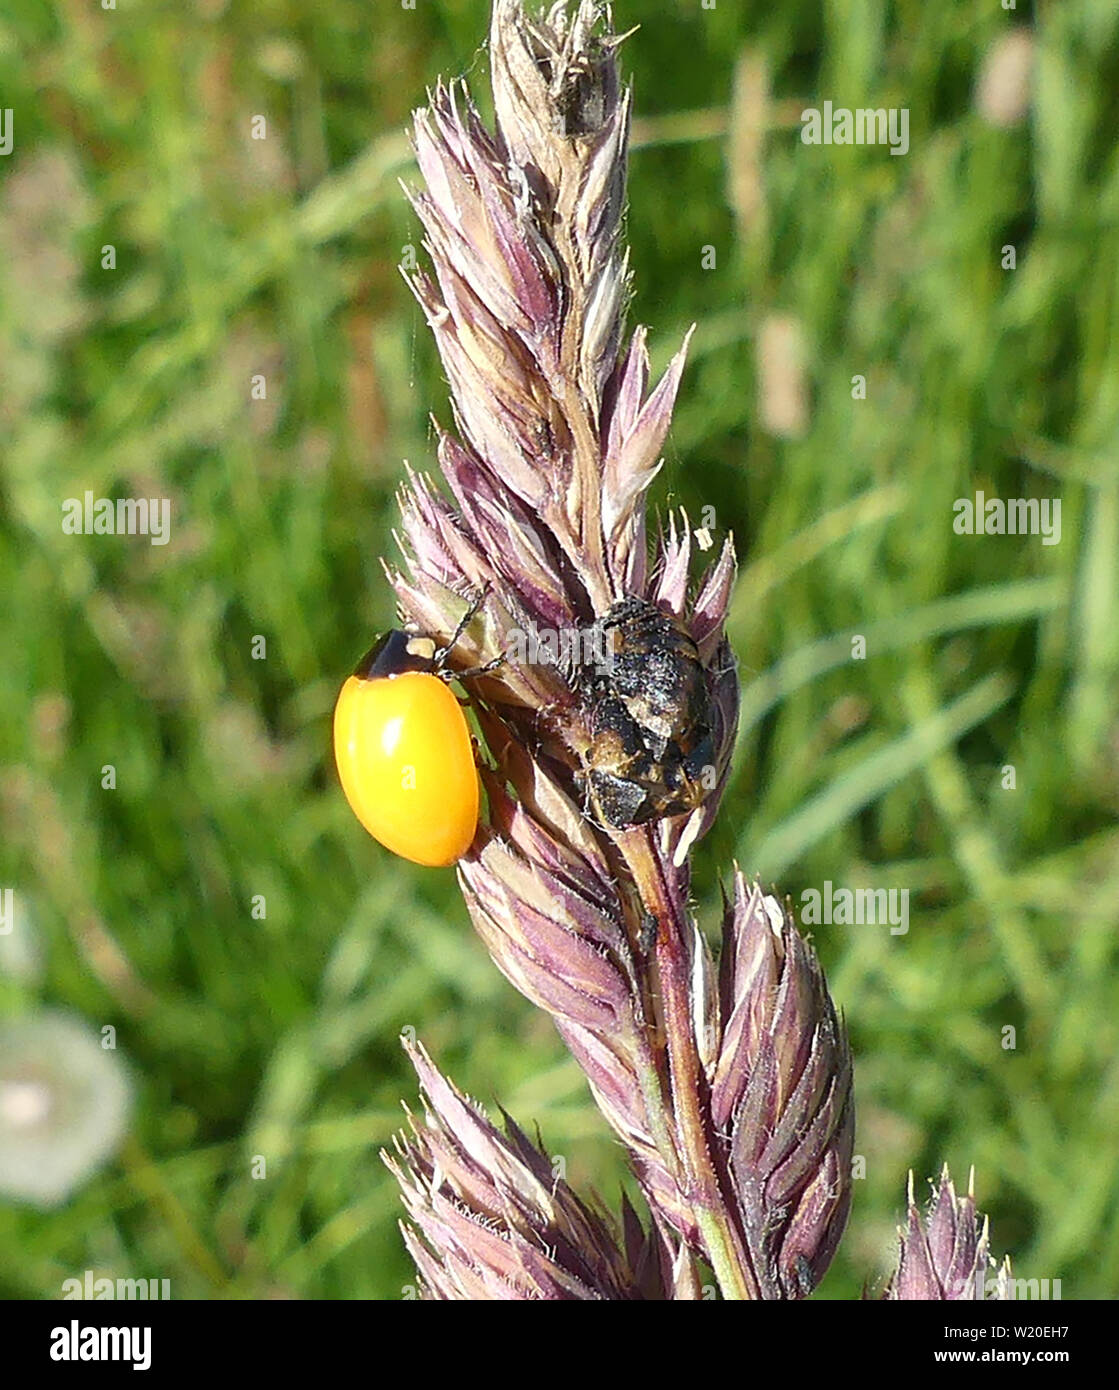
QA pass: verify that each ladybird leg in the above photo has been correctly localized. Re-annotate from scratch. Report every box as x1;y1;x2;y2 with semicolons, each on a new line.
454;652;506;680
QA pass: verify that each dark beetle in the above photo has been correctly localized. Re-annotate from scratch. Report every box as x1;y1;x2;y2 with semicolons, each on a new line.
578;597;716;828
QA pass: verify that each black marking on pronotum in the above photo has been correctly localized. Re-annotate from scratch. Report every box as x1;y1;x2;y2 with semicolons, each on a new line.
353;588;505;684
354;629;434;680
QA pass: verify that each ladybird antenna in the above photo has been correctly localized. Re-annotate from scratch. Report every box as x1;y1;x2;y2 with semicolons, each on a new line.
435;582;492;664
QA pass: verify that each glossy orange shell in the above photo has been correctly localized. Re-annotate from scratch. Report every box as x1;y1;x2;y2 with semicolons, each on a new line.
333;671;479;867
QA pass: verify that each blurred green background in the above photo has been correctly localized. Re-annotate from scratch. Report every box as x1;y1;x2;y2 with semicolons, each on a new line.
1;0;1117;1299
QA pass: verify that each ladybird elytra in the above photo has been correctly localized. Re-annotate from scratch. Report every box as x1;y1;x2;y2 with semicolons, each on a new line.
333;631;480;867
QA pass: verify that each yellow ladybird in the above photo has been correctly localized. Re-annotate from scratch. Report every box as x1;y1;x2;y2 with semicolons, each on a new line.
333;627;484;867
